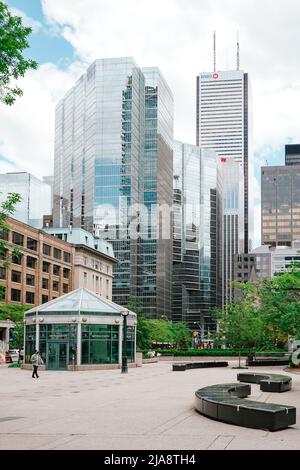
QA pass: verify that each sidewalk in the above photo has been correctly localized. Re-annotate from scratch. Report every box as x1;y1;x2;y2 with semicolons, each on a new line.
0;362;299;450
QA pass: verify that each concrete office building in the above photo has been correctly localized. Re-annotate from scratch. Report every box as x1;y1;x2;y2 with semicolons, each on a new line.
0;172;52;229
261;165;300;247
172;141;223;334
53;58;173;318
196;69;252;254
45;227;116;299
285;144;300;166
235;242;300;284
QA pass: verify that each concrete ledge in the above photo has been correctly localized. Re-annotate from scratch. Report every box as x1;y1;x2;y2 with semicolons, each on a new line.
173;361;228;371
143;358;158;364
247;359;289;366
22;363;137;371
22;364;46;371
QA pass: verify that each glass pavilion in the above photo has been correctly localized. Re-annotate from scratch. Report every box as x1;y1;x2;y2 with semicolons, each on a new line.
24;288;137;370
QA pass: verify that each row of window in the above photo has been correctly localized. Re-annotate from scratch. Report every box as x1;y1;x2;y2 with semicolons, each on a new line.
9;255;71;278
6;269;69;293
9;284;70;303
10;288;63;304
1;231;72;263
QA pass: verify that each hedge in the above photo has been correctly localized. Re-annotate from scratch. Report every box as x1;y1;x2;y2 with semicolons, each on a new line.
156;348;287;357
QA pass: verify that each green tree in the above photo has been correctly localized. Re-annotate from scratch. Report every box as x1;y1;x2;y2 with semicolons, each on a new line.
258;263;300;344
213;283;274;367
0;1;38;105
147;319;174;345
127;298;152;350
171;322;191;349
0;304;29;351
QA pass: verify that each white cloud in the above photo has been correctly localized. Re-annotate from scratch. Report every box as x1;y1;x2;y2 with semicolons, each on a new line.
10;7;42;33
40;0;300;149
0;62;84;178
2;0;300;195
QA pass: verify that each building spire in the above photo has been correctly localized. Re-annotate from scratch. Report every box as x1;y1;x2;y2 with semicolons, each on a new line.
213;31;216;72
237;31;240;70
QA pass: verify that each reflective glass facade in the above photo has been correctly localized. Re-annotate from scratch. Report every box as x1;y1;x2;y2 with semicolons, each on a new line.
285;144;300;166
53;58;144;309
0;173;51;229
82;324;119;365
138;68;173;318
53;59;173;318
172;142;223;333
220;158;244;305
261;165;300;247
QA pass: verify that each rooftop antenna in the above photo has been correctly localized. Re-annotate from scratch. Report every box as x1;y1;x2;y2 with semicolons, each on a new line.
237;31;240;71
213;31;216;72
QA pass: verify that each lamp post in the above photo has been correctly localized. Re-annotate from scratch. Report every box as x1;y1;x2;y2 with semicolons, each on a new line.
121;308;129;374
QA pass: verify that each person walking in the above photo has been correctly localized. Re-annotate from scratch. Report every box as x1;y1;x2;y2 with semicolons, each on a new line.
31;350;43;378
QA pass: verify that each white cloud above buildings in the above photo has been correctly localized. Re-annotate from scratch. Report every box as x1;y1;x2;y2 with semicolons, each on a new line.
1;0;300;247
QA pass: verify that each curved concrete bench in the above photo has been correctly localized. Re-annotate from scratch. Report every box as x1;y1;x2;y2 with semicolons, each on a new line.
195;383;296;431
173;361;228;371
237;372;292;393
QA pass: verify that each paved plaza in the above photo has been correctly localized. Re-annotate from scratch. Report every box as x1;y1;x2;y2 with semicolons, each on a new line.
1;361;300;450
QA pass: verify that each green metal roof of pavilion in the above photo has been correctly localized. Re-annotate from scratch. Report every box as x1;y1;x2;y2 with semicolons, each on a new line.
25;288;136;316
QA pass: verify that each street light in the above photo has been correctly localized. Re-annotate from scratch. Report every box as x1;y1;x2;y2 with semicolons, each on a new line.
121;308;129;374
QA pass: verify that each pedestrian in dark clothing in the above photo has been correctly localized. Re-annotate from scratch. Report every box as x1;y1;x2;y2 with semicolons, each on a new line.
31;350;43;378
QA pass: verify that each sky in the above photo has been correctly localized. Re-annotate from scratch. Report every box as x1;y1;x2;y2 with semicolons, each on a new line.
1;0;300;248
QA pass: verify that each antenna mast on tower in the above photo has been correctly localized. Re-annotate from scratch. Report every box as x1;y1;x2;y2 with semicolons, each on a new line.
237;31;240;71
213;31;216;72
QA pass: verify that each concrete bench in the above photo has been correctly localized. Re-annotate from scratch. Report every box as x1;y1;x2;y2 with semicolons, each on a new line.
246;358;289;367
173;361;228;371
195;383;296;431
237;372;292;393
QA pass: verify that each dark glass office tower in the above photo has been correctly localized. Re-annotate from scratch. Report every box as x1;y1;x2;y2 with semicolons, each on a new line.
172;141;223;334
53;58;173;317
285;144;300;166
261;165;300;247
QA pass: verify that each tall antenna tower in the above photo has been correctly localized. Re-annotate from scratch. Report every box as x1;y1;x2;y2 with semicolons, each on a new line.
213;31;216;72
237;31;240;71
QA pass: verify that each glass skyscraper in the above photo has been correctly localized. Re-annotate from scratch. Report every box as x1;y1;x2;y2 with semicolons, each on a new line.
53;58;173;318
137;67;173;318
0;172;52;229
173;141;223;333
219;157;244;305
